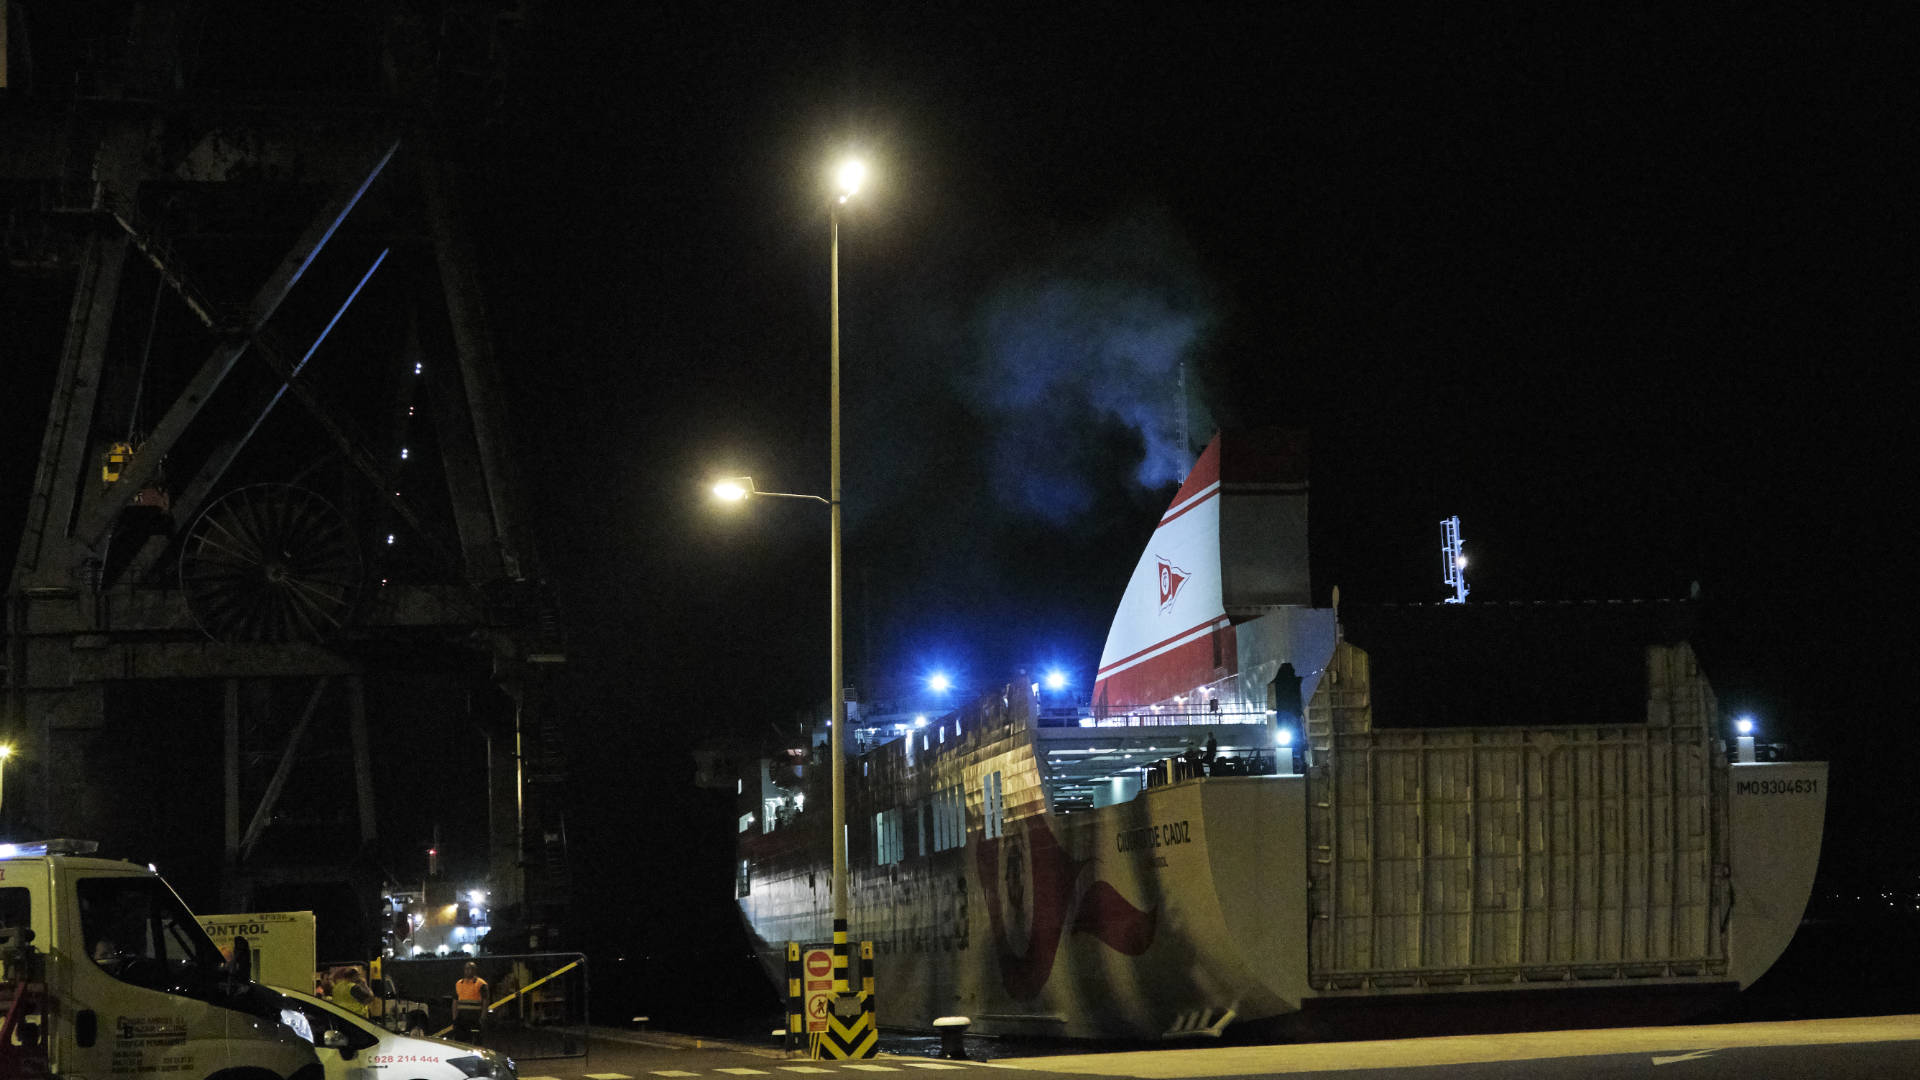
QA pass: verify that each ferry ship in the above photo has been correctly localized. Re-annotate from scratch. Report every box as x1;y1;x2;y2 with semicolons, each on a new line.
734;431;1827;1040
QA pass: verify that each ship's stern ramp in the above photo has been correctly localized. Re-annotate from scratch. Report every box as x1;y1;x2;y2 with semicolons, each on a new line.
1727;759;1827;988
1298;609;1822;1007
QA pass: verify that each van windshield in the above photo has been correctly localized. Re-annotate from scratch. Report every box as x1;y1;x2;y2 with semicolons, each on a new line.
77;876;226;993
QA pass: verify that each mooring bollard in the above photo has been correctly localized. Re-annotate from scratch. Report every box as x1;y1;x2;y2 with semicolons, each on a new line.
931;1016;971;1060
632;1015;650;1032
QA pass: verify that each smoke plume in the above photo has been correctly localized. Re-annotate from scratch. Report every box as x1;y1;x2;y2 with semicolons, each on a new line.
970;210;1214;521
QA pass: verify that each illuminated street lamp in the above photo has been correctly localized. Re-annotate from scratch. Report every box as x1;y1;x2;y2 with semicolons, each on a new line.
711;157;867;1008
710;476;829;506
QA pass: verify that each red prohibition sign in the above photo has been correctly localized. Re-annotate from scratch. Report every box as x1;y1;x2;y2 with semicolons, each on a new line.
808;996;830;1018
806;951;832;978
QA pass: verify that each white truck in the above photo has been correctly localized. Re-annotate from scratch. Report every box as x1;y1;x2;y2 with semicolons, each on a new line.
0;838;322;1080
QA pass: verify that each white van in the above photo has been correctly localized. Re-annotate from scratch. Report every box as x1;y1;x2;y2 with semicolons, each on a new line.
267;985;517;1080
0;838;320;1080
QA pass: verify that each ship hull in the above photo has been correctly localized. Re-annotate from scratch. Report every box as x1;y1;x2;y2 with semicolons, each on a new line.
741;772;1311;1040
737;700;1826;1041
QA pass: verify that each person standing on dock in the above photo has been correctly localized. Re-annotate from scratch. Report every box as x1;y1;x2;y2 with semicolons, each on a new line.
453;962;489;1044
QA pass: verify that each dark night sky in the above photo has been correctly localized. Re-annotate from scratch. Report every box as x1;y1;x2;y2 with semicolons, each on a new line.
4;0;1915;1018
473;0;1910;858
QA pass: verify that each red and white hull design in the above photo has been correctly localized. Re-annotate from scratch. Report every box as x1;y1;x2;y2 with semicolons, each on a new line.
735;431;1825;1040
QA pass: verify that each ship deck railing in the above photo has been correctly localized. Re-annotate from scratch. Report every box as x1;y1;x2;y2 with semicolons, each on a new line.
1036;704;1273;729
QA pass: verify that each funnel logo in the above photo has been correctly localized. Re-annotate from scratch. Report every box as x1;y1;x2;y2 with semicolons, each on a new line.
977;816;1157;1000
1157;557;1189;613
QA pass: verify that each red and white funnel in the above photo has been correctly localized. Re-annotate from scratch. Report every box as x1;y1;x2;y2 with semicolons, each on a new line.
1092;431;1309;712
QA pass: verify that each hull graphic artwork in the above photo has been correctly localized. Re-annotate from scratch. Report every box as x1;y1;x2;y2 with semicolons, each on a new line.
976;814;1158;1000
734;431;1827;1040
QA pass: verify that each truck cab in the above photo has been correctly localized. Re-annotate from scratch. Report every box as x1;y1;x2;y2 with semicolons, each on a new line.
0;839;321;1080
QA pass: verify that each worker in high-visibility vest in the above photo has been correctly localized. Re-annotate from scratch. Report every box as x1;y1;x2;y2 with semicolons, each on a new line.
330;967;373;1017
452;962;489;1044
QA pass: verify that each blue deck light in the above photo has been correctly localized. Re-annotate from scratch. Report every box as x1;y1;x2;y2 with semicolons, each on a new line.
1044;669;1068;691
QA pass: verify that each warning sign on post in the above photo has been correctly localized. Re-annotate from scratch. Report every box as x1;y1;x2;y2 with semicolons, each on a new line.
801;944;835;1032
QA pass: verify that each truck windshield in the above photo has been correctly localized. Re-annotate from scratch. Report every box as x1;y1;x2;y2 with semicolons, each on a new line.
77;877;226;994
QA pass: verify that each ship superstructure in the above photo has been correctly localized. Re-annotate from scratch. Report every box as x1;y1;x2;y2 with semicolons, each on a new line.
735;432;1826;1040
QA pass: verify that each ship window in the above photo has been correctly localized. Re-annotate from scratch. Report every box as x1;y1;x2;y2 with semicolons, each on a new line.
736;860;751;897
936;788;950;851
982;771;1004;840
874;808;905;866
738;812;754;833
929;785;963;852
948;785;964;850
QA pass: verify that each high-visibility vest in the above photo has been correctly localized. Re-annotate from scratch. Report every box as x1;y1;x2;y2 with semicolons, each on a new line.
331;979;370;1016
456;977;487;1007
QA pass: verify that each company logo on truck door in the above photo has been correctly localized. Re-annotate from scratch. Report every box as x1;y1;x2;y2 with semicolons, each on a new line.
975;816;1157;999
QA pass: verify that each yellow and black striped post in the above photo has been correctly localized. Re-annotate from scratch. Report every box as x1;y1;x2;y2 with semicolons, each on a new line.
833;918;850;995
784;942;802;1053
861;940;876;1011
815;930;877;1060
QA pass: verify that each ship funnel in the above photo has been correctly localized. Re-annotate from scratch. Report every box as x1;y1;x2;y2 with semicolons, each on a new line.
1093;430;1309;711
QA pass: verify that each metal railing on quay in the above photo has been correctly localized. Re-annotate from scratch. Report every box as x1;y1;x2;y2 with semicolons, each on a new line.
380;952;589;1060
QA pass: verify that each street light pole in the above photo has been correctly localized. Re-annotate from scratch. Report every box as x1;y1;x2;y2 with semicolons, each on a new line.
718;160;864;1010
828;175;851;999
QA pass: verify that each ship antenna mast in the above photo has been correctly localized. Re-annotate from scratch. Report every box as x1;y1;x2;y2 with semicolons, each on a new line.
1440;515;1470;604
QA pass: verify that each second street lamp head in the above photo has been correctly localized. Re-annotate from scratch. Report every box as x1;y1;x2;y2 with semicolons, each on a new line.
836;158;867;203
712;477;754;502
